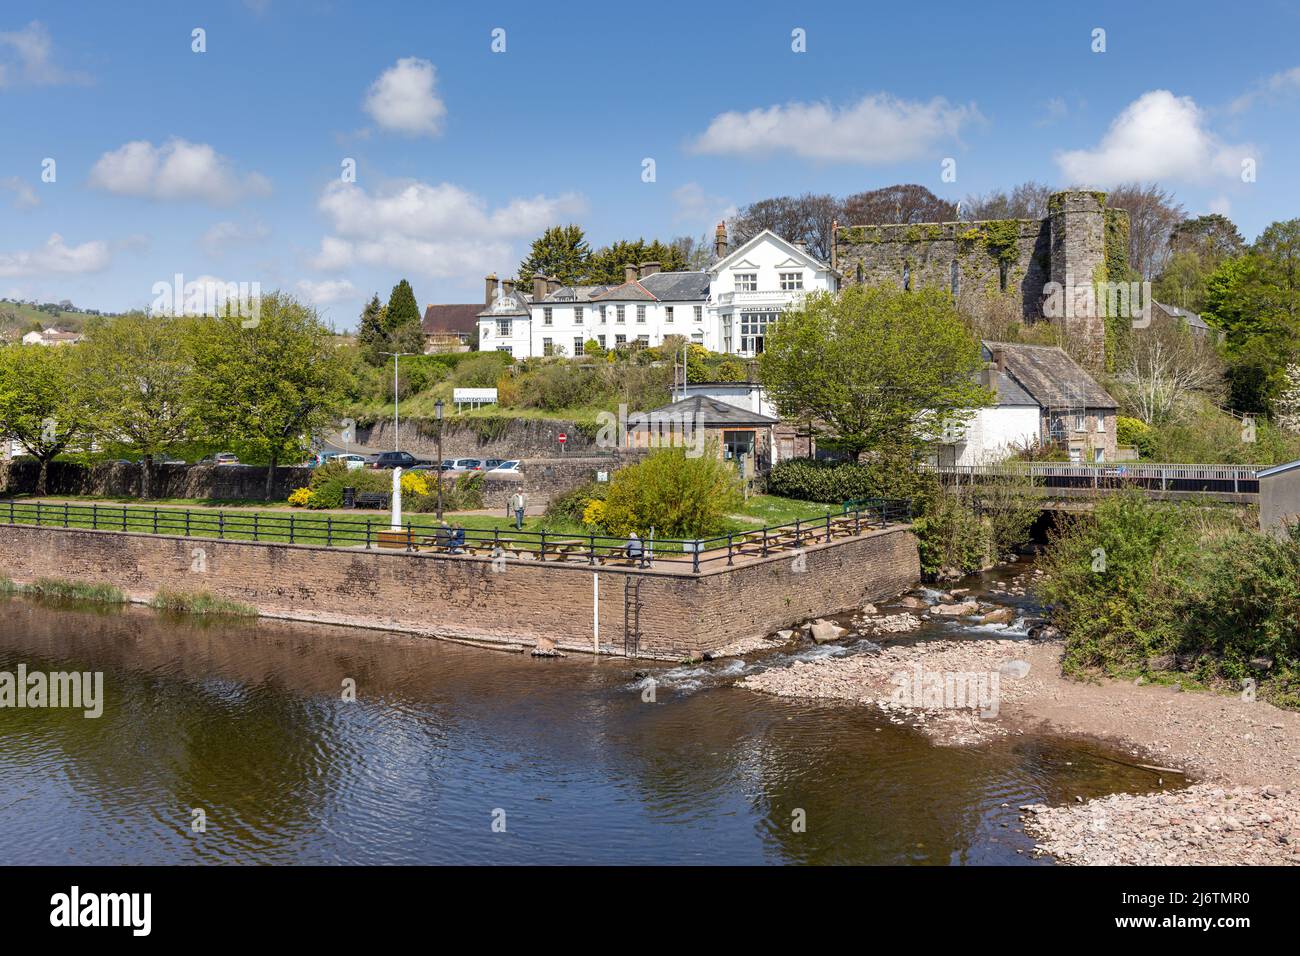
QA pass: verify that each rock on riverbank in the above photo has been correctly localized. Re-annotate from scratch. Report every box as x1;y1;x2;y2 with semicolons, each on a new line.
1022;785;1300;866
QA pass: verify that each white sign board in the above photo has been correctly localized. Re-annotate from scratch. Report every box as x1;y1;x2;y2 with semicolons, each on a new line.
453;387;498;411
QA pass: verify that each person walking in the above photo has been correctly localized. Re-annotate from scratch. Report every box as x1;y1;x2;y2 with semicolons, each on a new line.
510;491;527;530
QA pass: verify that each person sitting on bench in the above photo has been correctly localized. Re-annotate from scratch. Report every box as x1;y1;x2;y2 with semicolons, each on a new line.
433;521;452;552
625;532;644;565
449;524;466;554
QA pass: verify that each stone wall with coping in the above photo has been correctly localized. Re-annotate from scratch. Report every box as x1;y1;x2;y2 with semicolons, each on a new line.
0;522;920;660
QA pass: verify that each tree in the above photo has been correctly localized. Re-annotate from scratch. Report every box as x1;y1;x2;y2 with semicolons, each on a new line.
385;279;425;356
758;286;992;458
1103;182;1186;278
840;184;957;227
188;292;350;499
517;225;592;284
1118;321;1223;425
729;193;840;262
0;345;90;495
1168;213;1245;263
78;313;197;498
961;181;1053;221
357;293;388;366
587;239;688;284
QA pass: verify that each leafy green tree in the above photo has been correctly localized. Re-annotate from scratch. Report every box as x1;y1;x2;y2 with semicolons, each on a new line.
594;444;742;538
518;225;592;284
188;292;351;499
78;313;198;498
357;293;388;366
385;279;426;356
0;345;91;495
587;239;688;284
759;286;992;459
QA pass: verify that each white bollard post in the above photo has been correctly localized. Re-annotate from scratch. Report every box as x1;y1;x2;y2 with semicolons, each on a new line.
391;466;403;531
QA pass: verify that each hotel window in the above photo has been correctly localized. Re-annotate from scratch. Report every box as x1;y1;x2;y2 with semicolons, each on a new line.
598;335;607;348
496;345;511;354
574;337;585;355
543;307;553;326
615;334;627;347
496;319;510;337
636;305;646;323
693;306;703;322
739;311;778;355
665;306;674;323
637;334;650;348
616;305;626;323
779;272;803;291
735;272;757;293
600;306;608;323
574;306;583;325
542;337;553;355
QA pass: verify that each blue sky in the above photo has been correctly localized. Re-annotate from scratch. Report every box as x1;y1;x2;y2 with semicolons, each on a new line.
2;0;1299;328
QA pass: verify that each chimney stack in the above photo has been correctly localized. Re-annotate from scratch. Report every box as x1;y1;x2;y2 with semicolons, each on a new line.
992;347;1006;372
484;273;498;306
502;278;516;299
793;240;807;254
982;363;1000;398
714;221;728;259
640;261;660;277
624;263;639;283
533;274;547;300
546;275;560;295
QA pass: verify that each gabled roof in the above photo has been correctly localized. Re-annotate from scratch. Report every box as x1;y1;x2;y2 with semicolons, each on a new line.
1153;300;1211;331
540;284;618;303
590;279;658;302
477;290;532;319
981;341;1117;409
990;370;1035;407
633;394;779;428
709;229;833;275
422;304;481;335
641;271;710;301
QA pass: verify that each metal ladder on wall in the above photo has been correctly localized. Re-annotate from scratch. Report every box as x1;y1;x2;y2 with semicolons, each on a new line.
623;576;642;657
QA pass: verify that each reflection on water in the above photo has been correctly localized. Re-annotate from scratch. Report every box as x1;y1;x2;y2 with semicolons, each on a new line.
0;593;1162;865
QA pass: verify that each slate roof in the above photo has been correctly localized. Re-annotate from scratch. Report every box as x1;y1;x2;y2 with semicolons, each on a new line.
422;304;481;335
541;284;619;303
1153;300;1212;332
590;271;710;302
981;341;1117;410
476;290;533;319
633;394;779;427
990;370;1035;407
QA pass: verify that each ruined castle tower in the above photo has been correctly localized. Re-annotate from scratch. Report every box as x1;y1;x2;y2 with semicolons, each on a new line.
833;189;1121;370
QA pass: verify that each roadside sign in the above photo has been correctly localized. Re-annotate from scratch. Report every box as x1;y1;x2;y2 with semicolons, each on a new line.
558;433;567;443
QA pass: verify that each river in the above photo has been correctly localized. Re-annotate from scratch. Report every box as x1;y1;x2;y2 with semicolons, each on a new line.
0;564;1162;865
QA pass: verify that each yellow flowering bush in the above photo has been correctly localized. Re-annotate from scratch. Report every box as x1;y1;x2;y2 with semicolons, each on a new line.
400;471;431;497
288;487;314;508
581;498;607;529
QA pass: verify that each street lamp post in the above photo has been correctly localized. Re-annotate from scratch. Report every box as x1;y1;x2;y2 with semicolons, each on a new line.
434;398;444;520
380;351;416;451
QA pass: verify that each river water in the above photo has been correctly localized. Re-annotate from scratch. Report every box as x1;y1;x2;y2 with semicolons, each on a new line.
0;564;1162;865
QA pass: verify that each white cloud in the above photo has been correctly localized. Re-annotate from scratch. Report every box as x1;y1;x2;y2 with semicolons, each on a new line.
296;278;356;306
1209;195;1232;216
0;234;111;277
672;183;736;227
1055;90;1250;186
0;21;89;88
1229;66;1300;113
200;220;270;255
689;93;979;164
364;57;446;136
89;139;271;205
1;176;39;210
310;179;585;278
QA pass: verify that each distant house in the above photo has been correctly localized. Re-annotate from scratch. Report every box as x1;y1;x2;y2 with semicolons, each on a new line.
1150;301;1223;343
421;304;480;353
625;394;780;473
932;366;1042;467
668;379;813;465
22;328;82;346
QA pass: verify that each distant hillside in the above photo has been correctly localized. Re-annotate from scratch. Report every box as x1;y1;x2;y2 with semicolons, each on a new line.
0;298;122;340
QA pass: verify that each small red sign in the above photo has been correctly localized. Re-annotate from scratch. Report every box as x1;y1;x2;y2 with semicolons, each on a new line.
557;433;568;443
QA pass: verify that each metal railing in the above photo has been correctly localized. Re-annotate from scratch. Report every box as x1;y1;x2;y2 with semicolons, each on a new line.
928;462;1260;495
1;497;913;575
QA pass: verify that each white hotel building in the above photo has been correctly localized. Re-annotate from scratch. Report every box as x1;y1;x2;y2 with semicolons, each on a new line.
476;228;839;358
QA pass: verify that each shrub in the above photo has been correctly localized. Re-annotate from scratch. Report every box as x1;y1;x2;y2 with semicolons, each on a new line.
1116;415;1150;447
545;480;605;524
592;444;741;538
304;459;389;509
767;454;936;505
912;487;993;576
288;487;313;508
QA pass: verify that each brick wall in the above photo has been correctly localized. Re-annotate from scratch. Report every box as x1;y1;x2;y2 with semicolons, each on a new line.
0;523;919;660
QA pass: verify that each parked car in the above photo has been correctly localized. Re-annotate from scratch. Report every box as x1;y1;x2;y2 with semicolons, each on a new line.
438;458;456;472
369;451;424;469
482;458;505;470
199;453;240;466
447;458;484;472
331;453;369;470
487;460;521;475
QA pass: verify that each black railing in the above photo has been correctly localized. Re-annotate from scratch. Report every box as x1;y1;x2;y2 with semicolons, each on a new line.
0;497;913;574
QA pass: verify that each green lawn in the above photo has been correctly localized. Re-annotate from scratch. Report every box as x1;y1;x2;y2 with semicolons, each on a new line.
1;492;845;553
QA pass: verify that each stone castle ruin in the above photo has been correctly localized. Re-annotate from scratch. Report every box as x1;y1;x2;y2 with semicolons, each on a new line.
832;190;1133;369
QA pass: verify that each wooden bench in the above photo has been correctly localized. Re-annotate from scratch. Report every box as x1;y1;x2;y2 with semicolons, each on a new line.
376;529;414;549
355;492;391;510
